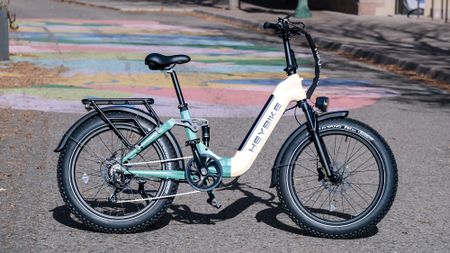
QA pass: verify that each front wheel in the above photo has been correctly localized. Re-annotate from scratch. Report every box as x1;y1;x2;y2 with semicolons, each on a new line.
276;118;397;238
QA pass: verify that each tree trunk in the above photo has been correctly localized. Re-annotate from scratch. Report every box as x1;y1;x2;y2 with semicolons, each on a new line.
0;7;9;61
229;0;239;10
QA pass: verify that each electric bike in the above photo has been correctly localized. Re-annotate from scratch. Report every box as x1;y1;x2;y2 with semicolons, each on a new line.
55;18;397;238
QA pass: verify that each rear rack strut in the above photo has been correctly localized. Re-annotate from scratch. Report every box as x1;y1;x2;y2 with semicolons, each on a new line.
81;97;161;148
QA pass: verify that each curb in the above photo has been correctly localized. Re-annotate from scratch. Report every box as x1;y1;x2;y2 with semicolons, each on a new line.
58;0;193;13
192;9;262;31
59;0;121;11
313;38;450;83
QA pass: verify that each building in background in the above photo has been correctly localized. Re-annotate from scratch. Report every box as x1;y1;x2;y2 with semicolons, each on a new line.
266;0;445;17
309;0;395;15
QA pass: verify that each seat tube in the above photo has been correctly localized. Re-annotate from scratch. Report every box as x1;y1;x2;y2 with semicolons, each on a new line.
168;70;188;110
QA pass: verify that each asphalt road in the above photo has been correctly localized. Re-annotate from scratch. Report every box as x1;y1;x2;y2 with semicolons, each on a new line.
1;0;450;252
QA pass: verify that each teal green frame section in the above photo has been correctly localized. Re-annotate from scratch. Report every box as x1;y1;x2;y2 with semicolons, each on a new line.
123;170;185;180
120;109;231;181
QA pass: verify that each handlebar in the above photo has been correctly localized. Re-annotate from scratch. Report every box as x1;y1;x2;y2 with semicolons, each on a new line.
263;18;321;99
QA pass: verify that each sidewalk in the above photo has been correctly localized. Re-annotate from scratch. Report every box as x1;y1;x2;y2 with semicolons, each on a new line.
58;0;450;84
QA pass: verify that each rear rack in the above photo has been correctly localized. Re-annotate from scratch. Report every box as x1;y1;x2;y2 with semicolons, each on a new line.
81;98;154;106
82;97;161;125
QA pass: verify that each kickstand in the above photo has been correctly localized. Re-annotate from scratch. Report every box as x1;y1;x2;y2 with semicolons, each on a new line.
207;191;221;209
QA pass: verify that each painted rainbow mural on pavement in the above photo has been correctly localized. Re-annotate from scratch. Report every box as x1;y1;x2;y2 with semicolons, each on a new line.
0;19;398;117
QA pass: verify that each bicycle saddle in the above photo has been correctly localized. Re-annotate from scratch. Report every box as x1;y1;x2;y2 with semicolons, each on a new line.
145;53;191;70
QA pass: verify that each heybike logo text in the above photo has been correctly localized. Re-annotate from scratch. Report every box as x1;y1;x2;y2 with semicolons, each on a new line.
248;102;282;152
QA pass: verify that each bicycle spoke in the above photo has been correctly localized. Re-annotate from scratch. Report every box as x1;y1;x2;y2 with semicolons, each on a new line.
294;161;318;175
345;160;377;179
292;129;385;224
299;184;323;193
333;135;337;162
97;133;113;155
309;186;326;208
295;177;321;183
68;122;173;219
335;135;344;161
316;188;332;219
347;183;370;205
81;182;106;194
348;182;378;186
294;174;319;180
343;190;364;211
345;146;369;167
342;137;352;166
303;186;325;204
347;182;376;199
91;181;107;201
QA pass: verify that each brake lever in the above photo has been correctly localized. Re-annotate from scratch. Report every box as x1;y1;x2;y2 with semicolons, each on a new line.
283;13;294;19
289;20;306;29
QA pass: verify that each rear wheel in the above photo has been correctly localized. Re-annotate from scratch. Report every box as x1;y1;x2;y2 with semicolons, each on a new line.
57;111;179;233
277;118;397;238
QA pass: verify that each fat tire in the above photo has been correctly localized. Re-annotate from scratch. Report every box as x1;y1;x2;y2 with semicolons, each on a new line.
57;111;179;233
276;118;397;238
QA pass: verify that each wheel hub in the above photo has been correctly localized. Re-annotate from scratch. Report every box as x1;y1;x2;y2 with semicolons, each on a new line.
102;157;126;189
330;161;348;184
318;161;346;185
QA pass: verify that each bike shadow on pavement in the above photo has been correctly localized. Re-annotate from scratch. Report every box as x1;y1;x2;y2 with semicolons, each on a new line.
50;205;172;233
169;183;378;239
50;182;377;238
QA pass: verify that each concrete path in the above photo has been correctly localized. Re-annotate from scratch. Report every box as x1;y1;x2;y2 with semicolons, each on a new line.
3;2;404;117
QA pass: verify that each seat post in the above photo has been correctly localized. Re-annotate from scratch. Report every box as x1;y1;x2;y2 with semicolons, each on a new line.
167;70;188;110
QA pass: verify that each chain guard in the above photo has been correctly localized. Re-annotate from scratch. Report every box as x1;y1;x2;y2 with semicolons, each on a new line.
185;155;223;192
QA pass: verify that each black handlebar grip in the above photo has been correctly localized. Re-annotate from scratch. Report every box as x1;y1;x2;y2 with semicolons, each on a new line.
263;22;278;30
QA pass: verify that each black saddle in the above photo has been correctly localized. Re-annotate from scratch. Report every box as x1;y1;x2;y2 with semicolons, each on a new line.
145;53;191;70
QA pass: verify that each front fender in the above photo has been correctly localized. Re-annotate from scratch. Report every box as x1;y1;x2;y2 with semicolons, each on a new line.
269;110;348;188
54;106;184;168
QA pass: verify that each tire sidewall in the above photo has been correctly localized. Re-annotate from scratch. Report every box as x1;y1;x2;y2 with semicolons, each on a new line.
58;112;178;231
278;118;397;235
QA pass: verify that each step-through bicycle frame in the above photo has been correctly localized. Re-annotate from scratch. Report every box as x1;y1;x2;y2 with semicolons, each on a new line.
76;17;338;183
115;71;308;181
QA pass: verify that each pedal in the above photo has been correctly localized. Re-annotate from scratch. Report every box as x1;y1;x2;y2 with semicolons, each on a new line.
207;191;221;209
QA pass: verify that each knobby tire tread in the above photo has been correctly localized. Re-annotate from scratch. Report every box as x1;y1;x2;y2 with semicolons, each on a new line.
275;118;398;239
57;112;179;233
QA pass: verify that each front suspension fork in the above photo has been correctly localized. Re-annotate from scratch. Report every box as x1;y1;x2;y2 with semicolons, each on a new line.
299;100;335;180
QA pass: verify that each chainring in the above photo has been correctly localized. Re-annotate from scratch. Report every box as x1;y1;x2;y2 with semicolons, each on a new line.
185;154;223;192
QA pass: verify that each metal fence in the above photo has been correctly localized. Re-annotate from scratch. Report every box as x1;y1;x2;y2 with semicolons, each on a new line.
398;0;449;22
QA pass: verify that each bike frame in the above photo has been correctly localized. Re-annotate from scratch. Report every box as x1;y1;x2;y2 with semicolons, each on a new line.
120;72;307;180
88;18;336;183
